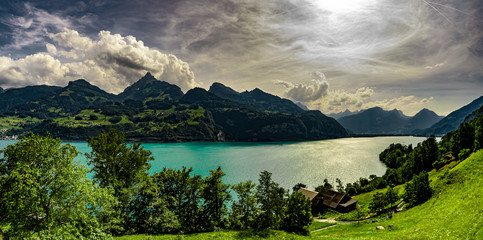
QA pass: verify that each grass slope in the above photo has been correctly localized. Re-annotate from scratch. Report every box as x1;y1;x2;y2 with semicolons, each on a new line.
314;150;483;239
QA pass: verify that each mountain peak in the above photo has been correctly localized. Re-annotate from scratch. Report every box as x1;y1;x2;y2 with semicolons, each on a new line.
137;72;158;84
209;82;240;96
117;73;183;101
67;79;92;87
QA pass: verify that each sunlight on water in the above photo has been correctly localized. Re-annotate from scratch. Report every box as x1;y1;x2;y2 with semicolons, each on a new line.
0;136;426;190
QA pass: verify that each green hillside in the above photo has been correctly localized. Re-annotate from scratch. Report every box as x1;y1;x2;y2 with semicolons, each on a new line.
116;150;482;239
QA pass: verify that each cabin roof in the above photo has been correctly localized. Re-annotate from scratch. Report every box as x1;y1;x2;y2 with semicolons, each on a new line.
297;187;320;201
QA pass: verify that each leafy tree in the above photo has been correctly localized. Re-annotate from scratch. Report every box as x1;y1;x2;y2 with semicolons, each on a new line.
86;128;153;233
379;143;412;169
0;133;116;239
403;171;432;207
315;178;333;192
336;178;344;193
282;192;312;235
229;181;258;229
292;183;307;193
153;167;203;233
369;192;386;214
256;170;287;229
383;186;399;208
201;166;232;231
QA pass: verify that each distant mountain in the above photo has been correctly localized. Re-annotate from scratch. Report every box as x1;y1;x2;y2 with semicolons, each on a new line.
327;109;362;119
0;85;62;113
419;96;483;136
295;102;309;111
117;72;183;101
184;87;348;140
1;73;348;142
11;80;114;117
338;107;408;134
0;86;3;94
208;82;305;114
406;108;443;130
338;107;443;135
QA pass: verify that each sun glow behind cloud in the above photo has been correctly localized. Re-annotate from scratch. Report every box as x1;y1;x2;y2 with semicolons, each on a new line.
311;0;376;13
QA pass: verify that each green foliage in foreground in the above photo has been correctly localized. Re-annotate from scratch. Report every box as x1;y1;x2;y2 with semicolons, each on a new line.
116;150;483;239
0;133;116;239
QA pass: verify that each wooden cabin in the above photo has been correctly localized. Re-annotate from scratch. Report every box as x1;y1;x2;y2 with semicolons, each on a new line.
297;187;357;212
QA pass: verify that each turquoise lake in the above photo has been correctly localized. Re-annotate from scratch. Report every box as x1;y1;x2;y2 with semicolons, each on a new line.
0;136;426;190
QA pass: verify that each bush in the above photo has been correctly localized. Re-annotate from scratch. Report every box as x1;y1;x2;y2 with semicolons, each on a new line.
75;115;83;120
90;114;99;120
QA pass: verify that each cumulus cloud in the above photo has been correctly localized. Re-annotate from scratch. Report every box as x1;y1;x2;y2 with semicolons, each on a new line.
0;28;197;93
276;71;329;102
277;71;433;115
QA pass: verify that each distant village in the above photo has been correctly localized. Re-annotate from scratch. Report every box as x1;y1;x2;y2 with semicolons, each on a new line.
0;129;19;140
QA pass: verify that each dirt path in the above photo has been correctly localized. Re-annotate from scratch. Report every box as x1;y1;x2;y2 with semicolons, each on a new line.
311;224;338;233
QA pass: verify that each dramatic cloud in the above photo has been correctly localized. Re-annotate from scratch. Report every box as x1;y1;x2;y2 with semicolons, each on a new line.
277;72;433;115
276;72;329;102
0;2;73;50
0;0;481;114
0;28;197;93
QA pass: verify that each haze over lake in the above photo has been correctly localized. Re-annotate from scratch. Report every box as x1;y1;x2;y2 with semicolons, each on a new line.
0;136;426;190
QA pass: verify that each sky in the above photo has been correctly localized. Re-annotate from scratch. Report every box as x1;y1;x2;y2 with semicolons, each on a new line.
0;0;482;116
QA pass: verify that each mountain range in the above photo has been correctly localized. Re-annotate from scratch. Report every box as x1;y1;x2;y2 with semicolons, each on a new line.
0;73;348;142
337;107;443;135
1;72;481;140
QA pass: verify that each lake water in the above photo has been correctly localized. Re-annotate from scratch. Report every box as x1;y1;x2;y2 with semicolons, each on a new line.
0;136;426;190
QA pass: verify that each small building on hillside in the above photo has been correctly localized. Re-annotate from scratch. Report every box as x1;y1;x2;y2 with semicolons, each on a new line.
297;187;357;212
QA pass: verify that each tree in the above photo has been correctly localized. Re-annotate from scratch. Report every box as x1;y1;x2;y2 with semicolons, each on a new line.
315;178;333;192
0;133;116;239
336;178;344;193
403;171;432;207
292;183;307;193
152;167;203;233
201;166;232;231
282;192;312;235
369;192;386;214
256;171;287;229
86;128;154;233
86;128;153;194
383;186;399;208
229;181;258;229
